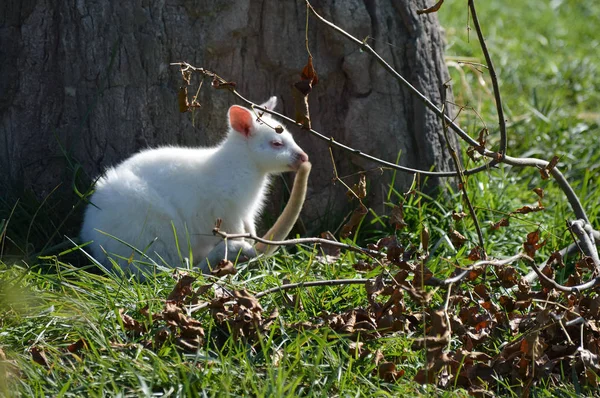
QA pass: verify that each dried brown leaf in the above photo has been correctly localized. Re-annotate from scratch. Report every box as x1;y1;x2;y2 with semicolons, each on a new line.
468;246;483;261
390;204;408;229
511;205;545;215
452;211;468;221
154;326;171;349
547;251;564;268
232;289;263;313
523;230;546;258
210;260;237;277
520;331;546;360
365;274;385;302
178;86;189;113
340;205;368;238
546;155;560;173
319;231;341;257
30;347;49;368
119;308;145;334
167;274;196;303
414;265;434;286
466;146;483;162
300;55;319;86
292;81;311;129
66;339;87;354
497;266;519;288
352;260;377;271
340;311;357;333
292;56;318;129
490;217;509;230
476;128;488;148
378;361;404;382
539;156;560;179
211;77;236;90
474;284;489;300
449;229;467;248
347;174;367;200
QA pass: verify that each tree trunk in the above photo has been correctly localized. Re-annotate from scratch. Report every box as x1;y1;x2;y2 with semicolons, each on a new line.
1;0;455;241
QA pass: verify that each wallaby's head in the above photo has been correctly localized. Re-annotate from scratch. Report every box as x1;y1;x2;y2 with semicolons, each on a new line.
227;96;308;173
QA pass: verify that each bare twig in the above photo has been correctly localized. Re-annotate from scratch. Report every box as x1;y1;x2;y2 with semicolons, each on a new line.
255;278;373;299
569;219;600;272
520;242;579;284
501;155;589;223
304;1;486;153
170;61;488;178
427;253;531;287
516;234;600;293
526;257;600;293
212;229;385;258
441;83;486;257
443;283;453;351
467;0;506;158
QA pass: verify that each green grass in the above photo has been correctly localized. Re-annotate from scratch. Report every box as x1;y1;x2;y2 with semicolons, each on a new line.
2;1;600;396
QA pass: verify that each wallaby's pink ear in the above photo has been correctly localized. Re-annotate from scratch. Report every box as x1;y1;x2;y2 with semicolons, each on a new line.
228;105;254;137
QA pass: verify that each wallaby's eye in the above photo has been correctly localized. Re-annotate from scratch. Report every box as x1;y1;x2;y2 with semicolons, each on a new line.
270;140;284;148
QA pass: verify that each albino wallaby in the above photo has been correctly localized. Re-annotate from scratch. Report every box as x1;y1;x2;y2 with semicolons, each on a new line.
80;97;310;276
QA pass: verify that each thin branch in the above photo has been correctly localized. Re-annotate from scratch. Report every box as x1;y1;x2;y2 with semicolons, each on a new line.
569;219;600;272
171;61;492;178
212;229;385;258
305;1;481;150
444;283;453;351
521;242;580;284
517;236;600;293
255;278;373;299
502;155;589;223
441;83;486;257
526;257;600;293
427;253;530;287
468;0;507;158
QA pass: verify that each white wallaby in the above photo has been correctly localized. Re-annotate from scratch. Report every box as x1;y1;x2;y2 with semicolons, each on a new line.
80;97;309;276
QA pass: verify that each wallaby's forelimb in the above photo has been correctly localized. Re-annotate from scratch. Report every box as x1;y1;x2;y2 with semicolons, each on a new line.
198;161;311;273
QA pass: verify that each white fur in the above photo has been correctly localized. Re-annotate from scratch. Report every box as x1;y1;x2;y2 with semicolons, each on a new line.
80;97;307;275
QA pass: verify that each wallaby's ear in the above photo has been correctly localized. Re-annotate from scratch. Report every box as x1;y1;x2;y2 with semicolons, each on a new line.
229;105;254;137
260;96;278;111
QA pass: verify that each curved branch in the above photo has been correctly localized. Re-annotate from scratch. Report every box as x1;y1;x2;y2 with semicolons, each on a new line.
213;230;385;258
255;278;373;299
502;155;589;223
468;0;507;158
304;1;485;152
526;258;600;293
427;253;530;287
171;61;498;178
570;220;600;272
441;86;486;257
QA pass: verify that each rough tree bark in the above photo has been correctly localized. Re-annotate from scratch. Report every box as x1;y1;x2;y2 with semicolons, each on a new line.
1;0;455;236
